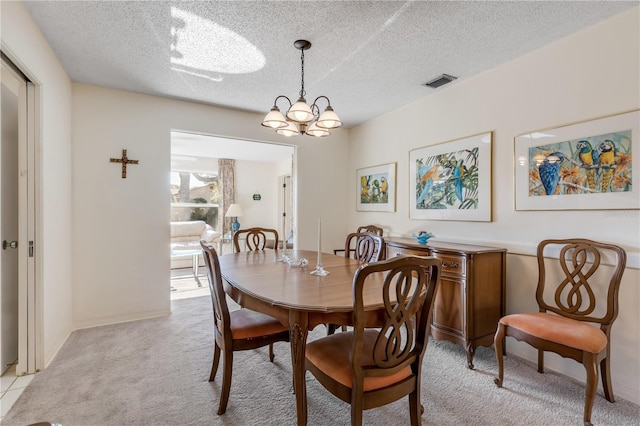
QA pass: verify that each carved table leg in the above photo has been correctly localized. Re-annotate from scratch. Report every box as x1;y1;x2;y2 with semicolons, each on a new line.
289;311;309;426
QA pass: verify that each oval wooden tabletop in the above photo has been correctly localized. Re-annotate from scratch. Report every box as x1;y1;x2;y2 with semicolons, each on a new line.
218;249;388;313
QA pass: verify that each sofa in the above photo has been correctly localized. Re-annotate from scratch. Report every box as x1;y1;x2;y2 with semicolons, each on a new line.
170;220;221;269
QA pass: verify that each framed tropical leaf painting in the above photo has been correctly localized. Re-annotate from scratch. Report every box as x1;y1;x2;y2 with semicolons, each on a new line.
515;110;638;210
409;132;493;221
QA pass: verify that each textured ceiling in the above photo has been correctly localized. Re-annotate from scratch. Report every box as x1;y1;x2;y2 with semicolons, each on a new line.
22;1;637;131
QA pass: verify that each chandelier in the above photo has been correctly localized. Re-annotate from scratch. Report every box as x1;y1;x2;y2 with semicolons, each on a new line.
261;40;342;137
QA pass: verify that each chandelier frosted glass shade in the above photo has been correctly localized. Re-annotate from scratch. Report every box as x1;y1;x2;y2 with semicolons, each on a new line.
262;40;342;138
275;121;300;137
261;106;288;129
286;98;314;123
316;106;342;129
306;121;330;137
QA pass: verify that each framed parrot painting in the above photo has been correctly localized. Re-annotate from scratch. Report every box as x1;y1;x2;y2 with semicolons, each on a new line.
409;132;493;221
356;162;396;212
515;109;639;211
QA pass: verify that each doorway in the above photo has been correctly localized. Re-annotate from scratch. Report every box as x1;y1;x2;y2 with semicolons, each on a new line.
169;132;295;299
1;53;39;376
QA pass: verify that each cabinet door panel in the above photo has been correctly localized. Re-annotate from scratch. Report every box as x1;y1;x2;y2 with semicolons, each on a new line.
432;277;464;335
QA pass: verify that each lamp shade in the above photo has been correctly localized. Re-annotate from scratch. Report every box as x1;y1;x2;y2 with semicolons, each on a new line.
316;106;342;129
276;121;300;137
261;106;288;129
225;204;245;218
286;97;314;123
306;121;330;137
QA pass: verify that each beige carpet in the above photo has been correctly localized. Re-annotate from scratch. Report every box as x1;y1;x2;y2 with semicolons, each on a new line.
3;295;639;426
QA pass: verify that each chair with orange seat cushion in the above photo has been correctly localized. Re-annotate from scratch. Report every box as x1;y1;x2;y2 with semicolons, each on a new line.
327;232;386;335
200;240;290;415
233;227;279;253
494;238;627;426
333;225;385;258
306;255;441;425
343;232;386;263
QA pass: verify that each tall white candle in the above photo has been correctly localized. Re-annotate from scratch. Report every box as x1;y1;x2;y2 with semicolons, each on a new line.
317;217;322;253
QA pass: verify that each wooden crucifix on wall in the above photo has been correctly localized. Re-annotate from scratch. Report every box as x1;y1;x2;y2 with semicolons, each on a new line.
110;149;139;178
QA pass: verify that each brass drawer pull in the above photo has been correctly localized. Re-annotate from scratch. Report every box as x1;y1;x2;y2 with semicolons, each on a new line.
442;261;459;268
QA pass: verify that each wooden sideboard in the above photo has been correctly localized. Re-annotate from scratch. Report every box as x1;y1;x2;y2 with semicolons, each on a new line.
385;237;506;369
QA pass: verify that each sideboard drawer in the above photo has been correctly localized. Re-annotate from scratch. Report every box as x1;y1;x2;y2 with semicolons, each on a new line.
386;245;431;258
434;253;466;277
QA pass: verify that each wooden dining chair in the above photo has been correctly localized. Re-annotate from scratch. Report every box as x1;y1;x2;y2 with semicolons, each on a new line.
334;225;384;255
200;240;290;415
494;238;627;426
306;255;441;425
233;227;279;252
327;232;387;335
344;232;385;262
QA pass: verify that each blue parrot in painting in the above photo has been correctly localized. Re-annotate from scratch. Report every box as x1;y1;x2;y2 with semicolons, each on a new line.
416;164;440;205
453;159;465;203
598;139;617;193
537;152;566;195
576;140;599;191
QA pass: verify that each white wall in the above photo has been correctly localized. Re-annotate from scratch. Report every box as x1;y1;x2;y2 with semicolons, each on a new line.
349;7;640;404
1;1;74;367
235;160;280;231
71;83;350;329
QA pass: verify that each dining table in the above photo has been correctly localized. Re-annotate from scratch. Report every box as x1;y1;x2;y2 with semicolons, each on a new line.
218;248;390;426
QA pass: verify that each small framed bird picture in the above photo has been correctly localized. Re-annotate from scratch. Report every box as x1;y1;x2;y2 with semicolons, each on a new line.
356;162;396;212
515;109;639;211
409;132;493;221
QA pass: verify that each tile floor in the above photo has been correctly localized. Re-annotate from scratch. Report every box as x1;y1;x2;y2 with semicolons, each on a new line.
0;364;34;421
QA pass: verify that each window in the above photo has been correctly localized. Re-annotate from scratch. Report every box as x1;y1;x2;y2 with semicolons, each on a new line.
170;171;219;231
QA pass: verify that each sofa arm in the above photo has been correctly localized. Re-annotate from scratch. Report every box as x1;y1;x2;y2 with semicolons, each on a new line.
201;225;221;243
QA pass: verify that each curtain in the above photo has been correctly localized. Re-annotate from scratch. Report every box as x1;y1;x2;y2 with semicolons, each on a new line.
218;159;235;236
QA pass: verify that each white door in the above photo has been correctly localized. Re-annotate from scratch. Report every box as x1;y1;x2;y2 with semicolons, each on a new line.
1;59;23;374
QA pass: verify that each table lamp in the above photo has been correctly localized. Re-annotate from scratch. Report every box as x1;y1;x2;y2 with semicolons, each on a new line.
225;204;244;233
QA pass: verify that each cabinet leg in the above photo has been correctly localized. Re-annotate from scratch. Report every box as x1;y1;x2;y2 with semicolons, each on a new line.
466;343;476;369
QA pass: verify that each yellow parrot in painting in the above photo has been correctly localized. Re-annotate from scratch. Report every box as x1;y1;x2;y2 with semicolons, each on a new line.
576;140;599;191
598;139;617;192
360;175;370;200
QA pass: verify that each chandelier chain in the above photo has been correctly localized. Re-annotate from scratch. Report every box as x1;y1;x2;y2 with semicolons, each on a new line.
299;48;306;98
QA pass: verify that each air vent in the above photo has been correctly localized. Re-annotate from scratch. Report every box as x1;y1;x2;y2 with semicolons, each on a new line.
424;74;457;88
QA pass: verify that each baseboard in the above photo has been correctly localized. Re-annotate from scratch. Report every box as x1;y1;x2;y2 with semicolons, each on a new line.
71;308;171;331
42;329;73;371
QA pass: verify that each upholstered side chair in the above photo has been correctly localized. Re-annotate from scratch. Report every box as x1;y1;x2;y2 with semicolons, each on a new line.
334;224;384;258
306;255;441;425
494;238;627;426
327;232;386;335
233;227;279;252
200;240;290;415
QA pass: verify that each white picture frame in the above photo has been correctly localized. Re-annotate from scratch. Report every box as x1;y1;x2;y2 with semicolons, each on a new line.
514;110;639;211
356;162;397;212
409;132;493;221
